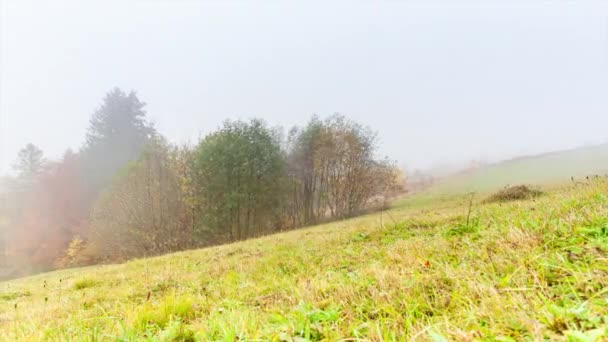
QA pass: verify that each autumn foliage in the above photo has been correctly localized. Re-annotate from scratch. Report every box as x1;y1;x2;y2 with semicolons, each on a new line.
3;151;87;276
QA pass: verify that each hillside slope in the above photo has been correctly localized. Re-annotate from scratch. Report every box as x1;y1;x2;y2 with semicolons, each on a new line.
1;181;608;340
428;143;608;194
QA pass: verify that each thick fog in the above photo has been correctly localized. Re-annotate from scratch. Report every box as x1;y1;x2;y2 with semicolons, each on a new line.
1;0;607;174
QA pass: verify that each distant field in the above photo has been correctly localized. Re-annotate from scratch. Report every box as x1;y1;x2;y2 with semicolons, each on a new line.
1;179;607;340
427;144;608;195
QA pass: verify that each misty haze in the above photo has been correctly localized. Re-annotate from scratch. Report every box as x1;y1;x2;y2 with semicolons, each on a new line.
0;1;607;340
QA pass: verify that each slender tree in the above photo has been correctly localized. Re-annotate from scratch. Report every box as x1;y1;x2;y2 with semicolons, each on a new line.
287;114;399;222
90;137;195;260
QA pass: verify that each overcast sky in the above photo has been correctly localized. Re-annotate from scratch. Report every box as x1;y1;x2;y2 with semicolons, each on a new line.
1;0;607;174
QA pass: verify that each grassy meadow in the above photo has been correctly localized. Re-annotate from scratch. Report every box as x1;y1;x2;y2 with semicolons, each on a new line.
428;144;608;195
1;179;608;341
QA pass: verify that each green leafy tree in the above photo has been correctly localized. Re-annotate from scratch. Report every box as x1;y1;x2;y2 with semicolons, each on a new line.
193;119;286;240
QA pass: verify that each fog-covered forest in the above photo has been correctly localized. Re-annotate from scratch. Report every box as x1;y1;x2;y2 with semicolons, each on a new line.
0;88;403;279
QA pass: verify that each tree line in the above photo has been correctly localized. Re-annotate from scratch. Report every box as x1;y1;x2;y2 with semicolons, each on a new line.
0;88;404;278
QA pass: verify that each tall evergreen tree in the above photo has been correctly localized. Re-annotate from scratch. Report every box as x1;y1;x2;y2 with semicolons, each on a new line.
81;88;156;197
14;143;45;179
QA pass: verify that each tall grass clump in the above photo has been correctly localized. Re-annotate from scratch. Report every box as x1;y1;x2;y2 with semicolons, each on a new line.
484;184;542;203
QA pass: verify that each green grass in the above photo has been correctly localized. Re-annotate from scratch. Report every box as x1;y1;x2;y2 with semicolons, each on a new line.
72;278;101;291
428;143;608;194
1;181;608;340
